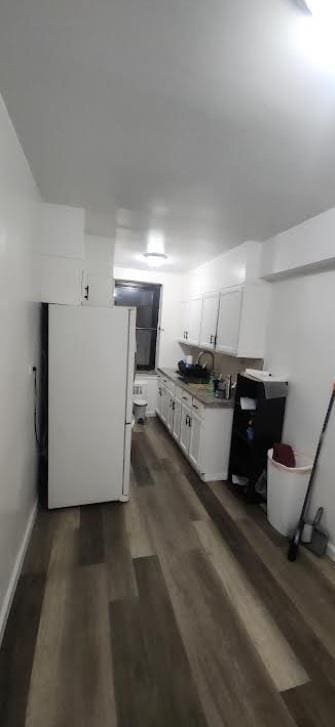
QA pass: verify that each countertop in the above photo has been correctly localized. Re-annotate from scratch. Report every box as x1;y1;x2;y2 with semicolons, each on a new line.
157;368;234;409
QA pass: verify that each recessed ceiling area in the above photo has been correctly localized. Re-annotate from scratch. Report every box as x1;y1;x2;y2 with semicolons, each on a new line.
1;0;335;271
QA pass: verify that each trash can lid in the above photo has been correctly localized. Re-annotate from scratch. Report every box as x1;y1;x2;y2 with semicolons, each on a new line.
133;398;148;407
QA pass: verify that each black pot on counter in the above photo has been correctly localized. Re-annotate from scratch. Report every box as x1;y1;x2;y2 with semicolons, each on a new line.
177;360;210;382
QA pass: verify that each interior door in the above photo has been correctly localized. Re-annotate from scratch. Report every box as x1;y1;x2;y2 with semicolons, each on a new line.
48;305;129;508
188;297;202;346
189;412;202;470
216;287;243;355
199;293;219;349
179;403;191;455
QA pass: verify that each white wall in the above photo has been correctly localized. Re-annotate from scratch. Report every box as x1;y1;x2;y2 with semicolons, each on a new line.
261;207;335;280
114;266;184;368
0;94;41;637
184;241;262;297
264;253;335;557
85;234;114;275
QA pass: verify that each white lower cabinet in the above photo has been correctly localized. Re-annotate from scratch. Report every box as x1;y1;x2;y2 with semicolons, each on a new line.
189;410;202;470
167;394;175;433
156;375;233;482
180;403;192;455
160;384;169;425
172;397;182;441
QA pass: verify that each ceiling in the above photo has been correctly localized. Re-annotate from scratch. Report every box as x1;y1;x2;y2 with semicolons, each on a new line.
1;0;335;271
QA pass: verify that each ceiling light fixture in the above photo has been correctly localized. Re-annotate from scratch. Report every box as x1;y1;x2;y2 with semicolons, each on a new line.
143;230;168;267
296;1;335;72
143;251;168;268
303;0;335;22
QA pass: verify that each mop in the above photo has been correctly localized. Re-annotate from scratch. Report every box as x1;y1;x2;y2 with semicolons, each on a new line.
287;383;335;562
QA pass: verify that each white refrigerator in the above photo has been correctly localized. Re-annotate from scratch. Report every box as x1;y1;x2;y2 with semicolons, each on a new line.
47;304;136;509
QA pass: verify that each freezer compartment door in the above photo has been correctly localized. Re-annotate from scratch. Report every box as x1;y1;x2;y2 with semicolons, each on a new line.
48;305;129;508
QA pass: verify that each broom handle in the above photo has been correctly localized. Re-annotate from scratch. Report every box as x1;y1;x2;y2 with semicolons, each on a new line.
298;384;335;527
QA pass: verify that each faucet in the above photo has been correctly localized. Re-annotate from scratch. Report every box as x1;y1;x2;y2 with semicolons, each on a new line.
196;350;215;372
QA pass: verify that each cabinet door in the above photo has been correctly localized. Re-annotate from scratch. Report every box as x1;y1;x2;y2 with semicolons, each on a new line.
216;287;243;355
40;256;83;305
167;395;175;433
156;381;163;417
179;301;190;342
188;297;202;346
189;412;202;470
160;384;169;425
82;273;114;306
172;397;182;441
199;293;219;349
179;404;191;455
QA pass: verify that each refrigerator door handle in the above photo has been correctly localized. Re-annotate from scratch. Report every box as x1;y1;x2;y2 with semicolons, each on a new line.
121;422;132;501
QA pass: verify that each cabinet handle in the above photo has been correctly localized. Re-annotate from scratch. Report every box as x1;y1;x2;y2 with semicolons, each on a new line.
209;334;213;344
193;403;199;410
84;285;90;300
172;401;175;411
188;416;192;428
182;395;188;401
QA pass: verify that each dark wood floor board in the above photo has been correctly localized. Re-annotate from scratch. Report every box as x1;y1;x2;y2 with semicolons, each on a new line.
147;417;182;461
79;504;105;566
110;555;207;727
102;502;138;600
0;573;46;727
48;508;80;574
194;518;308;693
181;463;335;692
138;466;201;558
124;472;155;558
26;564;117;727
161;458;210;522
22;508;58;575
131;434;155;486
283;680;335;727
156;546;296;727
3;417;335;727
240;517;335;663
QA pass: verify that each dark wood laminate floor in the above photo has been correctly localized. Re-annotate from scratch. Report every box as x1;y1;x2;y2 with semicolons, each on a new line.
1;418;335;726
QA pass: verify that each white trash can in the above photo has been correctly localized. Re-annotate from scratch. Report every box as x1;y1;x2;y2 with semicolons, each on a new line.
267;450;312;536
133;397;148;424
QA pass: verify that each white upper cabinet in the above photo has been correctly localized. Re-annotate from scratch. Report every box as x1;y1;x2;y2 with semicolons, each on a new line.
216;287;243;355
179;300;190;342
81;273;114;306
40;256;84;305
179;297;201;344
199;293;219;349
216;283;270;358
188;297;202;345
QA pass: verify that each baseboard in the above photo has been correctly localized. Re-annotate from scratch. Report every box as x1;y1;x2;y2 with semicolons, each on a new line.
327;541;335;562
200;472;228;483
0;500;38;646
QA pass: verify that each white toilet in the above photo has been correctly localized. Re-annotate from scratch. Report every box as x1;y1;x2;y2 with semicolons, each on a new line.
133;397;148;424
